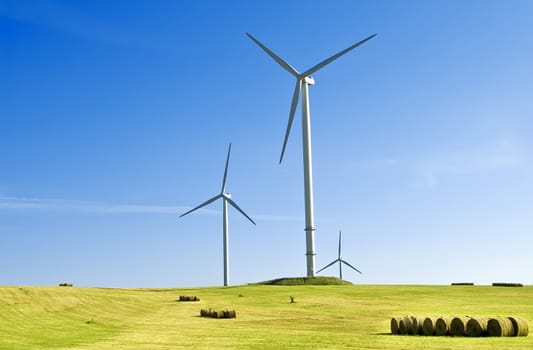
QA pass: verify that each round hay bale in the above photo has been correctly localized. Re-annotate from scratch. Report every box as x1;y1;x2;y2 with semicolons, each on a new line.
399;316;414;335
450;316;470;337
435;317;451;336
411;316;424;335
215;310;225;319
466;317;489;337
508;316;529;336
487;317;514;337
422;317;438;336
200;309;208;317
390;317;401;335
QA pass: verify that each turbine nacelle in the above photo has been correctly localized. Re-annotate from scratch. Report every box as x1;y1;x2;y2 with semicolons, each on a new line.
303;76;315;85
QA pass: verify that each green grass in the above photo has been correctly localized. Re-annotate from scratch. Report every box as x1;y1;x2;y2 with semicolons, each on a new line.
1;284;531;349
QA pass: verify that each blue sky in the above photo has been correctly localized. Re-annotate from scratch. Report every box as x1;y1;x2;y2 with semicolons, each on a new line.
1;0;532;287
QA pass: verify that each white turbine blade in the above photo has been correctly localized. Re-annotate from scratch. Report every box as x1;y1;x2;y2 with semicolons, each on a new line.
225;197;256;225
246;32;300;77
338;230;342;259
317;258;340;273
279;78;301;164
179;194;222;218
341;260;363;274
221;143;232;193
302;33;377;77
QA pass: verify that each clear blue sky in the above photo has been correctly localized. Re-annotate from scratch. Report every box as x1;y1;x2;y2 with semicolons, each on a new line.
1;0;532;287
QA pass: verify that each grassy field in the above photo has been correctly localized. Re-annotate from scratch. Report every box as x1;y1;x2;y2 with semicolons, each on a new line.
0;282;531;349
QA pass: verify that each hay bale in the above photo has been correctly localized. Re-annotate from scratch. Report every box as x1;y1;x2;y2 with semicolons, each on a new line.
399;316;414;335
451;282;474;286
422;317;438;336
487;317;514;337
450;316;470;336
508;316;529;336
200;309;210;317
59;283;73;287
411;316;424;335
390;317;401;335
435;317;451;336
179;295;200;302
466;317;489;337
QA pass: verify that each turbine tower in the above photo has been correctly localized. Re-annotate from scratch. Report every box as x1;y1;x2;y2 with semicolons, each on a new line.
179;143;255;286
246;32;376;277
317;230;362;280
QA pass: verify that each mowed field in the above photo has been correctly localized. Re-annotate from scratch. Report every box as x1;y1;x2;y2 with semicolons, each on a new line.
0;283;531;349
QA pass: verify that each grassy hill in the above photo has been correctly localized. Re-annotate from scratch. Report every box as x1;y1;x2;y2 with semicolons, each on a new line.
255;276;352;285
1;283;531;349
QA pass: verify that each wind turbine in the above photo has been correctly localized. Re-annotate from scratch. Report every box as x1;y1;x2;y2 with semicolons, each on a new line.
179;143;255;286
246;32;376;277
317;230;362;280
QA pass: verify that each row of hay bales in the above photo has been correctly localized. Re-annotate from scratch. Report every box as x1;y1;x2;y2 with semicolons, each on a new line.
492;282;523;287
450;282;524;287
200;309;237;319
391;315;528;337
179;294;236;319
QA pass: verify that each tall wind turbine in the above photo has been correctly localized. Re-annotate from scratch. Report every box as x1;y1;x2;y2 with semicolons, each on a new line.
246;32;376;277
179;143;255;286
317;230;362;280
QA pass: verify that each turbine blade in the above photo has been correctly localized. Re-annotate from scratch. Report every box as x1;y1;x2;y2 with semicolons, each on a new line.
317;259;340;273
226;197;256;225
302;33;377;77
221;143;232;193
338;230;342;259
246;32;300;77
279;78;301;163
179;194;222;218
341;260;363;274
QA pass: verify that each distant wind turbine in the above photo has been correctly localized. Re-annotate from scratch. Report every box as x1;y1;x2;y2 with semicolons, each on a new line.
179;143;255;286
317;230;362;280
246;32;376;277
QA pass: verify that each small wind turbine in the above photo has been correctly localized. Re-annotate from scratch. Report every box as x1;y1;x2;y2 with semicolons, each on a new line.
179;143;255;286
317;230;362;280
246;32;376;277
